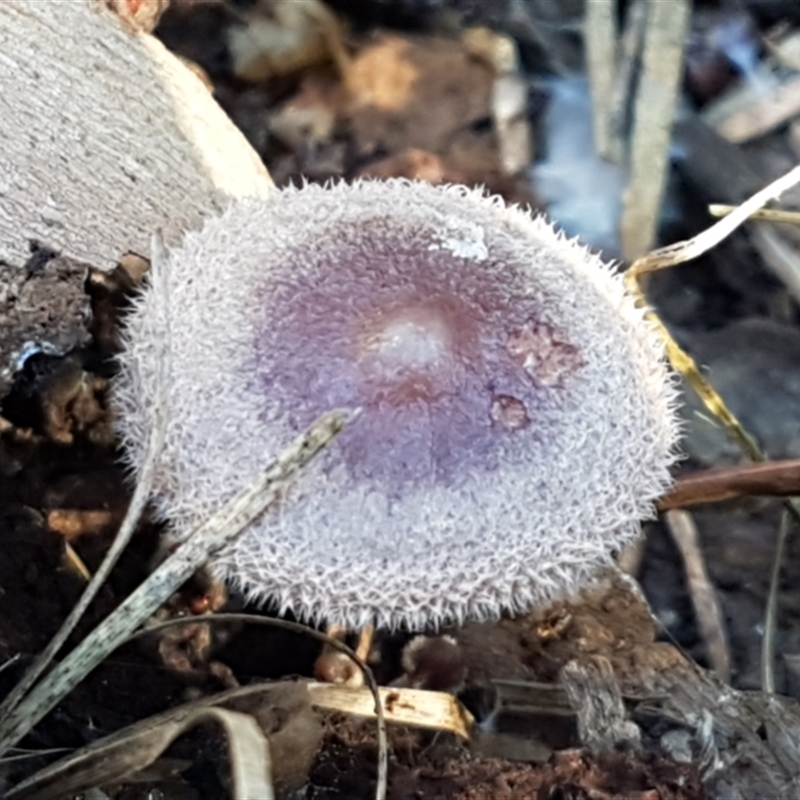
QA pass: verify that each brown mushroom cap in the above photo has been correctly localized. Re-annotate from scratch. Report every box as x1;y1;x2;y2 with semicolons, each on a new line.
115;180;680;629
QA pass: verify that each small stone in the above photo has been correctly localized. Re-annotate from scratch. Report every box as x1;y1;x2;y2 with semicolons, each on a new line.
490;394;530;430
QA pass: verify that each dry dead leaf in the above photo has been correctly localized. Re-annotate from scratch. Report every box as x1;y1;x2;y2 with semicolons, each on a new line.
228;0;348;83
344;33;493;156
5;692;282;800
308;682;473;740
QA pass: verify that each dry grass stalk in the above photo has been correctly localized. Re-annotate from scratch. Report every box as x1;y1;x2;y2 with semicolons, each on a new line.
0;408;354;757
664;510;731;682
631;164;800;708
709;203;800;301
628;164;800;550
621;0;690;261
626;163;800;469
606;0;648;164
0;233;172;730
584;0;618;160
6;704;275;800
709;204;800;226
12;614;395;800
136;613;390;799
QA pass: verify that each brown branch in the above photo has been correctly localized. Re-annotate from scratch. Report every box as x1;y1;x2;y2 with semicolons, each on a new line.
658;459;800;510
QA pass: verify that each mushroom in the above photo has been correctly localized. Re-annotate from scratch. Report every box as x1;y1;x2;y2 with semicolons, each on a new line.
114;179;680;630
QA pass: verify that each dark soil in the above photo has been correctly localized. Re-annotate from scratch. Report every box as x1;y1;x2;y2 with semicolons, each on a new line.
3;1;800;798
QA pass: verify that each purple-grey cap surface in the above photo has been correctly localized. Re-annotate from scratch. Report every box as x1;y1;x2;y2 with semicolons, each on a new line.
114;180;680;629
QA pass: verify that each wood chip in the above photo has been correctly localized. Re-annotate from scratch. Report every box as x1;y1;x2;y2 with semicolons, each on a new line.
704;73;800;144
47;510;118;541
464;27;532;174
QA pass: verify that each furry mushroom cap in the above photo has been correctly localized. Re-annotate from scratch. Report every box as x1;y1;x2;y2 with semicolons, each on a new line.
115;180;679;629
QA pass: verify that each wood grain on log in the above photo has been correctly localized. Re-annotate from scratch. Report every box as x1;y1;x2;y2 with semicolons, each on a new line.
0;0;273;391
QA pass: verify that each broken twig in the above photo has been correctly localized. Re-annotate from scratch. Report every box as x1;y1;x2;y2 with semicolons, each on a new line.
659;459;800;509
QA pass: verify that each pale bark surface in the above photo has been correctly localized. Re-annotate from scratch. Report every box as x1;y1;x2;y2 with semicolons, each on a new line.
0;0;274;390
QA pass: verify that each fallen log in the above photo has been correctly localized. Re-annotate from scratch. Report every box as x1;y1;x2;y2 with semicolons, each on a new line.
0;0;273;391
